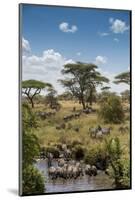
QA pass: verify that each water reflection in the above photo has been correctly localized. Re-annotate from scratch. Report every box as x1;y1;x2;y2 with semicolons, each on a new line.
35;159;114;193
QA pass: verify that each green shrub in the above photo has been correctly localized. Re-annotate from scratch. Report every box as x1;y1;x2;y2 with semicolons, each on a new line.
98;95;125;124
84;144;108;169
71;139;83;147
58;133;67;144
22;165;45;195
105;138;130;188
22;104;41;165
45;146;60;158
72;145;85;160
22;103;45;193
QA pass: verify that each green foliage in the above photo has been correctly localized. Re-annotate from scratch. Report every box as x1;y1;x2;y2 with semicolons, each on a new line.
119;159;130;188
22;80;52;108
22;103;45;194
121;89;130;103
114;71;130;85
45;88;59;108
84;144;108;169
22;165;45;195
59;62;109;109
71;139;83;147
58;91;74;101
22;79;51;89
22;104;40;165
72;145;85;160
98;95;125;123
105;137;122;161
23;132;40;166
105;138;130;188
22;103;38;130
101;86;111;91
45;146;60;158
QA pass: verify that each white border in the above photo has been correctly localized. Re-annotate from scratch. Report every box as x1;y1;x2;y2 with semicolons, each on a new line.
0;0;134;199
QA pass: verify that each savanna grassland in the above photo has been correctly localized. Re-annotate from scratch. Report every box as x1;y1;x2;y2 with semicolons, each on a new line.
32;100;130;165
22;68;130;194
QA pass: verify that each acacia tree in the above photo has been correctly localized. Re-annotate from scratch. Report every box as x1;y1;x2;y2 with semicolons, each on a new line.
114;71;130;85
101;86;111;91
58;91;73;101
45;87;58;109
85;87;97;106
59;62;109;109
22;80;52;108
121;89;130;103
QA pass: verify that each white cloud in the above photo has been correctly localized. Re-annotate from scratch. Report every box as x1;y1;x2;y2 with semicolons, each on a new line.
98;32;109;37
22;37;31;55
76;52;81;56
114;38;119;42
59;22;78;33
65;59;75;65
109;18;114;23
109;18;129;34
22;40;75;94
98;68;129;94
95;56;107;65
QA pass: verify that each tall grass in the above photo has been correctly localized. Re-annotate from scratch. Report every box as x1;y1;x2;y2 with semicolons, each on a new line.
32;100;130;161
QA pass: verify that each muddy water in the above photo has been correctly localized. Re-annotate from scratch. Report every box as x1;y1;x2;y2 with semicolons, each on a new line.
35;159;114;193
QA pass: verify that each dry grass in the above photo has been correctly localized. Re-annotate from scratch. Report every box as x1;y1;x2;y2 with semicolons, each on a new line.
32;100;130;159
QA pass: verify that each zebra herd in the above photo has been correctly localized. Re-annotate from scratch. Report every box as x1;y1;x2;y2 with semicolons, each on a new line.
48;160;97;180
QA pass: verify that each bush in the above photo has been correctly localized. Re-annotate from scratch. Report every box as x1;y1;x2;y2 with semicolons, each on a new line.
58;133;67;144
71;139;83;147
72;145;85;160
98;95;125;124
22;103;45;193
23;132;40;165
22;103;40;165
22;103;38;130
84;144;108;170
45;146;60;158
22;165;45;195
105;138;130;188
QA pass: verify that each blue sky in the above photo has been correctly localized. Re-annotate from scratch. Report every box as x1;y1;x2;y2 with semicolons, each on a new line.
21;4;130;94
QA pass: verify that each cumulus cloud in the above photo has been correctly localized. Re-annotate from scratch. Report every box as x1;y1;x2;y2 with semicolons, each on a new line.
95;56;107;65
98;68;129;94
59;22;78;33
114;38;119;42
22;39;75;93
98;32;109;37
22;37;31;55
109;18;114;23
76;52;81;56
109;18;129;34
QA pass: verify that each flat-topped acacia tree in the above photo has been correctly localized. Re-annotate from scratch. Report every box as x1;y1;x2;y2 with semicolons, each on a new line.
59;62;109;109
22;80;52;108
114;71;130;85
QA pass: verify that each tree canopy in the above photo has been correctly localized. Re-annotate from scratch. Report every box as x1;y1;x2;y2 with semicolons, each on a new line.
59;62;109;109
101;86;111;91
98;94;125;124
121;89;130;103
114;71;130;85
22;80;52;108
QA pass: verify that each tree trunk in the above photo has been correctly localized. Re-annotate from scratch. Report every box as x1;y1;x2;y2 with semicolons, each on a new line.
80;96;85;109
89;89;93;106
29;97;34;108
